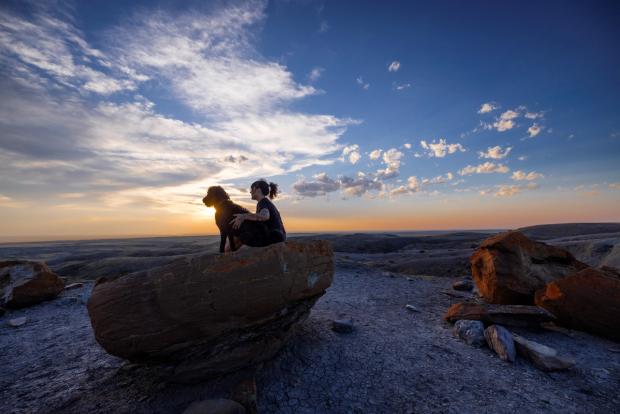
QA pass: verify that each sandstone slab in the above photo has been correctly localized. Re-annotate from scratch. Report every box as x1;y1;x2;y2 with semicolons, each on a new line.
513;335;575;371
0;260;65;308
484;325;515;362
470;231;588;304
535;266;620;342
444;302;555;328
87;241;333;381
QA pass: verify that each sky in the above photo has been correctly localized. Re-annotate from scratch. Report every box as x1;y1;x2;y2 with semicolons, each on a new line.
0;0;619;242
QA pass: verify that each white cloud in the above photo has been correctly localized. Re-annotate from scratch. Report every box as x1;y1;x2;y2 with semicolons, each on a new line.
319;20;329;33
609;182;620;189
493;119;515;132
395;82;411;91
518;155;528;161
375;148;404;179
512;170;543;181
388;61;400;72
308;67;324;82
369;149;382;160
428;172;454;184
459;162;510;176
494;185;521;197
500;110;519;120
478;102;498;114
0;3;357;212
390;176;420;196
341;144;361;164
420;139;466;158
403;143;412;149
527;124;543;137
356;76;370;90
478;145;512;159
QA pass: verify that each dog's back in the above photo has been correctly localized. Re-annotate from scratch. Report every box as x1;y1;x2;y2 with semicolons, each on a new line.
215;200;250;234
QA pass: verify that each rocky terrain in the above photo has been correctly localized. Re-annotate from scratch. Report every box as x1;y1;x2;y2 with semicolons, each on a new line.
1;224;619;413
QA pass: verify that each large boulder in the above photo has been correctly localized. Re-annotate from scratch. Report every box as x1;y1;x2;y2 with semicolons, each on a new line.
87;240;333;382
0;260;65;308
470;231;588;304
534;266;620;342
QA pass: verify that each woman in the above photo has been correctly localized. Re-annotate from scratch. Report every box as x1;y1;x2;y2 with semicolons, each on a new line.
230;180;286;246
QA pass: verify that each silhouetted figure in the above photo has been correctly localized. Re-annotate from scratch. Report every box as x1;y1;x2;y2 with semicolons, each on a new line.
202;186;267;253
230;180;287;247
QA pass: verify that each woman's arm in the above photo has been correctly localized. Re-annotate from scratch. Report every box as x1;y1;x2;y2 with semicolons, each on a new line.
230;208;269;229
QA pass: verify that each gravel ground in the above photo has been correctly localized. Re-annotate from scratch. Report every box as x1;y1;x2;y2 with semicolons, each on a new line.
1;254;619;414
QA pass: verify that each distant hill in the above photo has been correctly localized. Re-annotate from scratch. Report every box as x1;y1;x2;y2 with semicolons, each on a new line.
518;223;620;240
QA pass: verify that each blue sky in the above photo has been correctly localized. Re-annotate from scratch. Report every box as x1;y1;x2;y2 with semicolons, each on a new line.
0;0;619;239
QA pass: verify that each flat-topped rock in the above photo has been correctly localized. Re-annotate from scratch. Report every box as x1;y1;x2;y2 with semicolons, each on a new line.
470;231;588;304
444;302;555;328
0;260;65;308
87;240;333;382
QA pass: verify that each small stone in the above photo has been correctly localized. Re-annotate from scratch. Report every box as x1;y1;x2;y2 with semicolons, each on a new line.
484;325;516;362
332;319;354;333
512;335;575;371
452;280;473;291
8;316;27;327
65;282;84;290
454;320;485;347
182;399;245;414
405;304;420;312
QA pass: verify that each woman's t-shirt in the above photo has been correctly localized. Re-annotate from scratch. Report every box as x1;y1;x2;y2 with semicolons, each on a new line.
257;198;286;238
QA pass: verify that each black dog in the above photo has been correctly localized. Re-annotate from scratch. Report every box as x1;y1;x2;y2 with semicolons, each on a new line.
202;186;266;253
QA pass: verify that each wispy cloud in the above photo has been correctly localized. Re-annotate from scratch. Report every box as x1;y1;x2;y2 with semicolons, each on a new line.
512;170;543;181
478;145;512;159
388;61;400;72
459;162;509;176
356;76;370;90
0;2;357;212
394;82;411;91
527;123;543;137
308;66;324;82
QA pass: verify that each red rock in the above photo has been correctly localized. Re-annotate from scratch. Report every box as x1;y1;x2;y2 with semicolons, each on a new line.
470;231;588;304
535;266;620;342
0;261;65;308
87;240;333;382
444;302;555;327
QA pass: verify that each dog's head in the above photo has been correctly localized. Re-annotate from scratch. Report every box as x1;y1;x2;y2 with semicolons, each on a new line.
203;186;230;208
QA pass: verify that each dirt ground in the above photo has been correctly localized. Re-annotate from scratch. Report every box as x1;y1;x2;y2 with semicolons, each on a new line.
2;255;619;413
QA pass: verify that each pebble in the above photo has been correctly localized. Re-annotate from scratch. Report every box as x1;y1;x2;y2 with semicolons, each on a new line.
8;316;27;327
454;320;485;347
405;304;420;312
332;319;354;333
452;280;473;291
